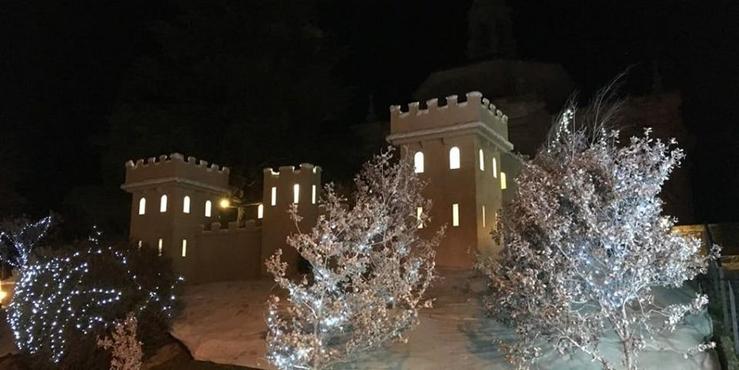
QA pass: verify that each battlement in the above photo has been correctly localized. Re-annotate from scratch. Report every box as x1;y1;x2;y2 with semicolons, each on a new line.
122;153;230;193
263;163;321;177
389;91;509;139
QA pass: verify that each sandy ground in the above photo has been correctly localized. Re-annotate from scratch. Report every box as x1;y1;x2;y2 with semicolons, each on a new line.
172;269;719;370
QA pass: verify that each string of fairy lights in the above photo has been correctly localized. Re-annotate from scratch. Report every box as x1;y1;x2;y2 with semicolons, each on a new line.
3;222;180;363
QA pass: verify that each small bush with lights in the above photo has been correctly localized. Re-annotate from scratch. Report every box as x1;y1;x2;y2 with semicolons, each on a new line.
1;219;181;369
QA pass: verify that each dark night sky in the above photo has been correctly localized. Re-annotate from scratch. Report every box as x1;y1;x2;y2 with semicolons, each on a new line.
1;0;737;229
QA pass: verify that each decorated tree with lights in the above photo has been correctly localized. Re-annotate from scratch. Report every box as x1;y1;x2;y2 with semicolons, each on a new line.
7;228;180;368
479;93;720;370
266;149;444;370
0;215;52;269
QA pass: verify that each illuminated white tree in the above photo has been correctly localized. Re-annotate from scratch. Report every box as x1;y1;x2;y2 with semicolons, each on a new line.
479;96;720;370
97;313;143;370
266;149;444;370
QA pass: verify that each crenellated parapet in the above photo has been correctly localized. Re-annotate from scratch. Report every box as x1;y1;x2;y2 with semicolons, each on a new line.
388;91;511;150
122;153;230;193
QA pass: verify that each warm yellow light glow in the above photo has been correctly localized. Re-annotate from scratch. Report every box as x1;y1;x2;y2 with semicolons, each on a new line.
219;198;231;209
452;203;460;227
257;204;264;219
449;147;460;169
311;185;317;204
157;238;163;256
271;187;277;206
414;151;424;173
159;194;168;213
417;207;423;229
183;195;191;214
501;172;507;190
205;200;212;217
479;149;485;171
0;288;7;302
138;197;146;215
293;184;300;204
181;239;187;257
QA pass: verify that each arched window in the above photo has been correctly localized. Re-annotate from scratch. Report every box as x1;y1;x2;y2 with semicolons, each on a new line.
181;239;187;257
479;149;485;171
183;196;191;214
500;172;507;190
293;184;300;204
414;151;425;173
482;205;486;227
257;204;264;219
160;194;168;213
449;147;460;169
271;187;277;206
138;197;146;215
157;238;163;256
492;157;498;178
205;200;212;217
311;185;317;204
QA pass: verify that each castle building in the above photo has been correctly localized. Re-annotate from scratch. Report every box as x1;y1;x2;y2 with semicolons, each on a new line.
387;91;519;267
122;92;518;282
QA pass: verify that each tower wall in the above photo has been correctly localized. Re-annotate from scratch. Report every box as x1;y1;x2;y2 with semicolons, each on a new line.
261;164;321;275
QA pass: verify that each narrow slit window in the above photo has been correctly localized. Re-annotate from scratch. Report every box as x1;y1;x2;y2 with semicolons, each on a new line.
271;187;277;206
205;200;212;217
414;151;425;173
501;172;507;190
449;147;460;169
479;149;485;171
183;196;191;214
160;194;168;213
257;204;264;219
482;205;486;227
181;239;187;257
138;197;146;215
311;185;317;204
293;184;300;204
157;238;163;256
417;207;424;229
452;204;460;227
492;157;498;178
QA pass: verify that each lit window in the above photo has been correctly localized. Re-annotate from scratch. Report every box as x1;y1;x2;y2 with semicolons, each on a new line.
479;149;485;171
449;147;460;169
157;238;163;256
183;196;191;214
414;151;425;173
311;185;317;204
160;195;168;213
181;239;187;257
271;187;277;206
293;184;300;204
257;204;264;219
137;240;142;249
492;157;498;178
501;172;507;190
138;197;146;215
417;207;423;229
482;205;486;227
205;200;212;217
452;204;460;227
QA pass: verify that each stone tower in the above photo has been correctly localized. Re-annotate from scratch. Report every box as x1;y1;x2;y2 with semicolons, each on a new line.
387;91;515;268
261;164;322;275
121;153;231;279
